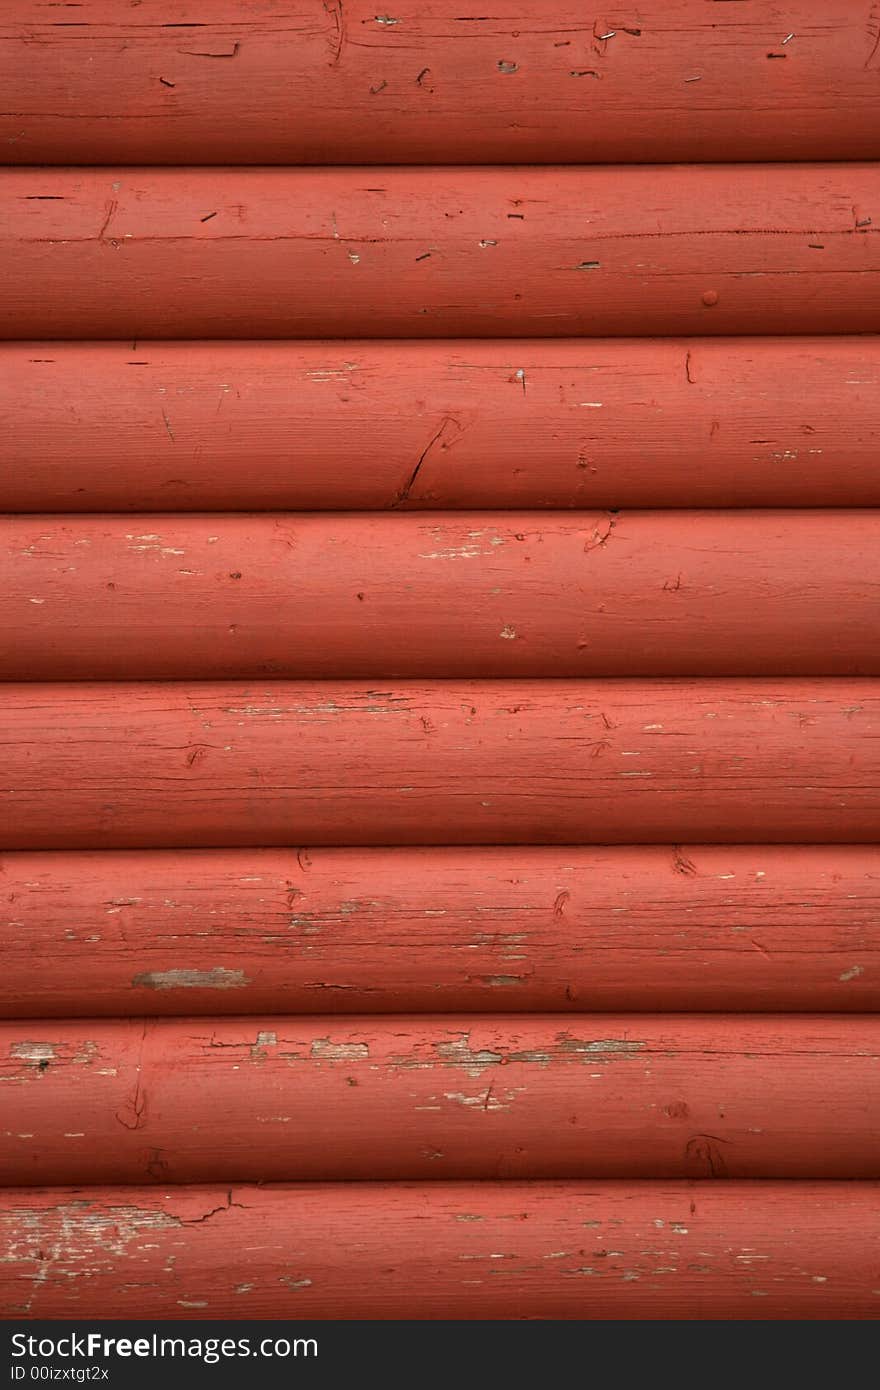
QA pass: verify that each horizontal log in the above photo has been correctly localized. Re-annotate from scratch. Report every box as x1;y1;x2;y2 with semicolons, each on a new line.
2;1181;878;1319
3;1015;878;1184
3;3;879;165
5;511;879;679
4;846;877;1016
3;338;880;511
4;166;880;339
2;680;878;850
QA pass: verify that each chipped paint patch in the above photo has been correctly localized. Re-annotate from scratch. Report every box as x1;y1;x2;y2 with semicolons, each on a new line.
310;1038;369;1062
10;1042;56;1064
558;1037;646;1056
435;1035;504;1077
839;965;864;982
132;968;250;990
124;534;186;557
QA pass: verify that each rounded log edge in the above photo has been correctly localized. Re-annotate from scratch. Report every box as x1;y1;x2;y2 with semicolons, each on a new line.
2;1181;878;1320
2;846;877;1015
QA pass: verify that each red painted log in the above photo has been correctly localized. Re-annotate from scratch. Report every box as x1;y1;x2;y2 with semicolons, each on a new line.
2;1181;878;1320
3;338;880;511
3;2;880;166
2;680;878;850
3;846;877;1017
3;166;879;339
3;1015;878;1184
4;511;879;679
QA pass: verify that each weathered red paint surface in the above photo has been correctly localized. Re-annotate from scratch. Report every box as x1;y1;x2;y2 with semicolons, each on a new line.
3;846;877;1017
2;680;878;850
4;166;879;339
5;339;880;512
4;1;877;1333
5;511;879;679
2;1181;878;1320
3;1015;878;1184
3;2;879;166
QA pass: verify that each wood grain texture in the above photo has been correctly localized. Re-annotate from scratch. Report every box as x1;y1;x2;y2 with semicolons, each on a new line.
5;339;880;512
2;1181;878;1319
1;680;878;850
3;166;880;339
3;2;880;165
3;1015;878;1184
5;511;879;679
4;846;877;1017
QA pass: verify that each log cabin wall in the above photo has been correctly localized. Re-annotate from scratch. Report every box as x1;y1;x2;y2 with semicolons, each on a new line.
1;1;879;1321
